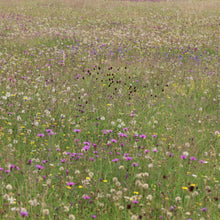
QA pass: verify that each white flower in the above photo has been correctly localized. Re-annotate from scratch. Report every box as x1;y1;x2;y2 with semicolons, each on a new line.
42;209;49;215
6;184;13;190
100;116;105;120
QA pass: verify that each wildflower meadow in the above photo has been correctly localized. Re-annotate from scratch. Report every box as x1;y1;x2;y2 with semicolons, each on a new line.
0;0;219;219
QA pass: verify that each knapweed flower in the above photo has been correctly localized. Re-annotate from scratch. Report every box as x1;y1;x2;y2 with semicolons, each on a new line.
139;134;146;139
180;155;187;159
36;165;44;170
152;148;158;152
131;163;139;167
132;200;139;204
20;211;28;217
190;157;197;161
111;139;117;143
201;207;207;212
37;133;45;137
83;195;91;200
112;158;119;162
73;129;81;133
125;157;133;161
91;215;96;218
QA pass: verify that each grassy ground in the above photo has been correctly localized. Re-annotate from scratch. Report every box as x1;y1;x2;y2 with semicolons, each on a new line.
0;0;219;219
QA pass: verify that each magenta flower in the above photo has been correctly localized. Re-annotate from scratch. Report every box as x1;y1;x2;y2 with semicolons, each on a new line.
111;139;117;143
131;162;139;167
37;133;45;137
36;165;44;170
145;149;150;153
20;211;28;217
91;215;96;218
199;160;204;163
83;145;90;151
180;155;187;159
139;134;146;139
190;157;197;161
112;158;119;162
125;157;133;161
201;207;207;212
66;182;75;186
73;129;81;133
152;148;158;152
132;200;139;204
61;159;66;163
83;195;91;199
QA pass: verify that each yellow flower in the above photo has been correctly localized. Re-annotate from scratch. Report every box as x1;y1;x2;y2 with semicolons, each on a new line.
78;185;83;188
182;187;188;190
134;191;139;195
103;180;108;183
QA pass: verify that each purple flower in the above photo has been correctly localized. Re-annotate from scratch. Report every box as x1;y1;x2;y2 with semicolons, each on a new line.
37;133;45;137
0;168;4;171
46;129;55;136
91;215;96;218
66;182;75;186
28;159;32;165
73;129;81;133
131;163;139;167
20;211;28;217
132;200;139;204
83;195;91;199
201;207;207;212
112;158;119;162
83;145;90;151
145;149;150;153
152;148;158;152
125;157;133;161
61;159;66;163
36;165;44;170
190;157;197;161
152;135;157;138
66;169;69;175
111;139;117;143
180;155;187;159
199;160;204;163
139;134;146;139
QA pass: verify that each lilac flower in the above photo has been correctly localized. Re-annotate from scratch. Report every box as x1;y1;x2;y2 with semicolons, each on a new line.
123;128;128;131
199;160;204;163
37;133;45;137
190;157;197;161
126;157;133;161
36;165;44;170
0;168;4;171
139;134;146;139
90;157;95;161
180;155;187;159
66;182;75;186
112;158;119;162
83;145;90;151
61;159;66;163
132;200;139;204
83;195;91;199
91;215;96;218
201;207;207;212
152;135;157;138
111;139;117;143
20;211;28;217
131;163;139;167
145;149;150;153
73;129;81;133
152;148;158;152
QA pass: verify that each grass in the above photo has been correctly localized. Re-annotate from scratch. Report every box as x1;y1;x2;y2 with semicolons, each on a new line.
0;0;219;219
